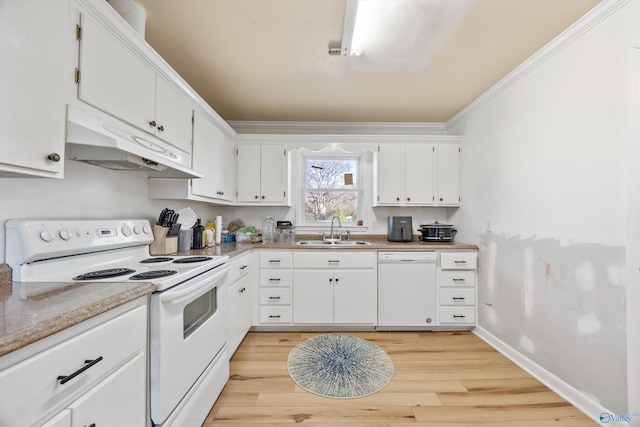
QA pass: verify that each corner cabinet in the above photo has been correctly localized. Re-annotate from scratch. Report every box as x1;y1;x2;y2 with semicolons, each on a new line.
374;139;462;207
148;110;236;204
228;252;252;355
0;1;71;178
236;144;291;206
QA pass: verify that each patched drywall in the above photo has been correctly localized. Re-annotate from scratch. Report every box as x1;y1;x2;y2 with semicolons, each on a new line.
478;233;626;411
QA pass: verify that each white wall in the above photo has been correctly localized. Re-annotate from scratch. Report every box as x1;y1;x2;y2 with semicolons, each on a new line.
0;160;218;262
449;0;639;416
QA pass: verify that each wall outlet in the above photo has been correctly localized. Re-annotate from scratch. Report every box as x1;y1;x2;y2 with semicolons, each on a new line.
371;220;378;230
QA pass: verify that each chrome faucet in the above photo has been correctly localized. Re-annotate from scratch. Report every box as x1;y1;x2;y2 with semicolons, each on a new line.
329;216;341;240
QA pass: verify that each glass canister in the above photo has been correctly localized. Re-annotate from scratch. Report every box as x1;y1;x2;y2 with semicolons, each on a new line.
262;216;276;244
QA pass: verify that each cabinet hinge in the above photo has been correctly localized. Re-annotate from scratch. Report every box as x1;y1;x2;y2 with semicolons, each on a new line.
236;148;238;155
76;24;82;41
377;145;380;152
458;147;461;152
74;68;81;83
433;146;435;152
284;149;286;156
284;191;286;197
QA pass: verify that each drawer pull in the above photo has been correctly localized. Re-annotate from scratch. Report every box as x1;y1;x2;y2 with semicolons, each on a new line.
452;297;466;301
268;260;281;263
454;260;467;264
239;287;246;293
453;315;466;319
269;314;281;319
240;265;248;270
57;356;103;385
328;260;340;263
452;278;466;282
269;296;281;300
269;278;281;282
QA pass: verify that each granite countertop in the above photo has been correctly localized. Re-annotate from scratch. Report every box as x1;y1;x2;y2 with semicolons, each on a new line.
0;279;155;358
0;236;475;358
181;235;477;256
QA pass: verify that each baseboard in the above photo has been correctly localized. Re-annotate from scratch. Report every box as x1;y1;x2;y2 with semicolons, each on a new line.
473;326;624;426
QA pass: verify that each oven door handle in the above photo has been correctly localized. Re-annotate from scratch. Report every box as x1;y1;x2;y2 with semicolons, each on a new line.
160;265;229;306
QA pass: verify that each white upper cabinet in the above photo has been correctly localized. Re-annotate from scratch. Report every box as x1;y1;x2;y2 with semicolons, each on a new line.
148;110;236;204
76;12;193;154
236;144;290;205
191;110;235;202
435;144;461;206
374;139;461;207
0;1;70;178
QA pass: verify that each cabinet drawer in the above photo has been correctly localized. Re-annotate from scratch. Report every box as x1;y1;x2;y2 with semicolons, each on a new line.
440;270;475;287
439;288;475;306
259;306;292;323
260;288;292;305
439;306;475;324
294;251;375;269
440;252;477;270
259;251;293;268
0;306;146;427
259;270;293;287
228;252;251;284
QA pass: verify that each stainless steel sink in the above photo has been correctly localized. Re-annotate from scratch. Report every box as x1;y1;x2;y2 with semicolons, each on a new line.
295;240;372;246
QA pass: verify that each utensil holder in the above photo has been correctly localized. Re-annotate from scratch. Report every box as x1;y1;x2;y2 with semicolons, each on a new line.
150;225;178;255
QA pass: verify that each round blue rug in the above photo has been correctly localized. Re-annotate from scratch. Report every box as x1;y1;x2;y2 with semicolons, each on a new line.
287;333;394;399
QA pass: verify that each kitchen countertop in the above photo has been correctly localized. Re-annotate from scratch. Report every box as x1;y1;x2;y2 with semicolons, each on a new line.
182;235;477;256
0;237;475;359
0;279;155;358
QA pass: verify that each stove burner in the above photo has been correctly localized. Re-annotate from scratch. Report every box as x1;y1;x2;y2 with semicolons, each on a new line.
73;268;136;281
140;257;174;264
129;270;178;280
172;256;213;264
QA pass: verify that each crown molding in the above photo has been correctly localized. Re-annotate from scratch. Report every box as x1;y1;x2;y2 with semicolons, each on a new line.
446;0;631;130
228;120;448;136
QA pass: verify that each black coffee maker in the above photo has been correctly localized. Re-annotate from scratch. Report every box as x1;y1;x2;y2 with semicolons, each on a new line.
387;216;413;242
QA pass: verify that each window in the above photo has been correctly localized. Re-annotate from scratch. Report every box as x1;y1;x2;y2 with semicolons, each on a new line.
302;155;360;224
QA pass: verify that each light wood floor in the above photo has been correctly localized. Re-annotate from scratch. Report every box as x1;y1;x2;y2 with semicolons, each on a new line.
203;331;596;426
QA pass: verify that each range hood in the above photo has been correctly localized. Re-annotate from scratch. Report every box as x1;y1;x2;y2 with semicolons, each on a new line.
65;106;203;179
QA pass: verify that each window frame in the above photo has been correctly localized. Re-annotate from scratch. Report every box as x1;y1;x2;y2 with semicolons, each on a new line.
297;152;364;228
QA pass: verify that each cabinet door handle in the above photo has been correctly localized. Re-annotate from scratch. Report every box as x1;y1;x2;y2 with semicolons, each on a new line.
239;287;246;293
157;125;164;132
47;153;61;162
254;195;259;199
269;296;281;300
261;195;265;199
396;197;400;201
57;356;103;385
406;197;411;201
328;260;340;264
149;120;157;127
239;265;248;270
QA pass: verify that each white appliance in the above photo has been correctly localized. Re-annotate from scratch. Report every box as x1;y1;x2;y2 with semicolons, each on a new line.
377;251;437;329
5;219;230;427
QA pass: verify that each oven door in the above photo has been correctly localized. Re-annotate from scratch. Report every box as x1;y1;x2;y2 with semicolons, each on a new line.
149;264;230;425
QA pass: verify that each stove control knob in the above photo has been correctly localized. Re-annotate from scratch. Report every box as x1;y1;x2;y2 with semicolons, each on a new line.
142;225;151;234
40;229;54;242
133;225;142;234
59;229;72;241
121;225;133;237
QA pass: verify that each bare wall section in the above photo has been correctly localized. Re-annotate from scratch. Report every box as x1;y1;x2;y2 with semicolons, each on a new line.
449;0;640;414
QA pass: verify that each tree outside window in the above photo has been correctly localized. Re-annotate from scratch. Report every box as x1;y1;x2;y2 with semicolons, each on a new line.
304;157;359;223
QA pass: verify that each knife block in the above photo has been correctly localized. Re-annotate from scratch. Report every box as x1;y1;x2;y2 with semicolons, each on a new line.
150;225;178;255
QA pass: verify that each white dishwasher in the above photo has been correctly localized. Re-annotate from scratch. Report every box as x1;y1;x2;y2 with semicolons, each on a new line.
377;251;437;329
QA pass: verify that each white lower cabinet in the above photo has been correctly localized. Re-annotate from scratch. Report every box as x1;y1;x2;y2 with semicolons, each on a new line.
228;252;252;355
256;250;293;325
293;251;376;325
0;301;148;427
438;251;477;327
